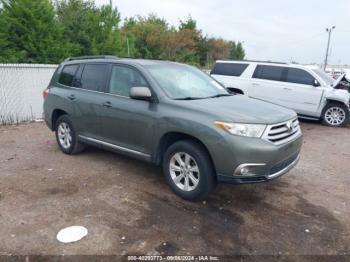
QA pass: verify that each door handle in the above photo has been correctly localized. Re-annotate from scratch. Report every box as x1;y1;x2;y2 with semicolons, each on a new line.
252;83;260;86
67;94;76;100
103;101;112;108
283;87;292;91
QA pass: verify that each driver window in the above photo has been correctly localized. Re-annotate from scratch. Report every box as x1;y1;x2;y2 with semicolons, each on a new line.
108;65;148;97
285;68;315;86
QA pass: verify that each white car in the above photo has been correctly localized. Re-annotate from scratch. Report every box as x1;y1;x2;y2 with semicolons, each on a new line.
211;60;350;127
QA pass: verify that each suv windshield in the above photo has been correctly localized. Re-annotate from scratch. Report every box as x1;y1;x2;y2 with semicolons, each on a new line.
145;63;229;99
312;68;335;86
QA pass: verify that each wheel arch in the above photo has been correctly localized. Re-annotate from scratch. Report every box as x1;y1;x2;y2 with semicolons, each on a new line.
322;99;349;116
51;109;68;131
155;132;216;171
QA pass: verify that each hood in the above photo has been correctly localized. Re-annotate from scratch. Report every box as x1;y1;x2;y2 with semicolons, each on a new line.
332;73;346;88
177;95;297;124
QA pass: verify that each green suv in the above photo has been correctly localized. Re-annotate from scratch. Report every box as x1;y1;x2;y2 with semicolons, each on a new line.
43;56;303;200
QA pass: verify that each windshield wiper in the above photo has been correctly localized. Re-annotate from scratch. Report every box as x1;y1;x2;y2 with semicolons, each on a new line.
207;93;233;98
174;97;204;100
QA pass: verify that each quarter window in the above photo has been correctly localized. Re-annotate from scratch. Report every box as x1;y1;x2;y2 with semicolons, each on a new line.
108;65;148;97
58;64;79;86
286;68;315;85
80;64;108;91
253;65;284;81
211;63;248;76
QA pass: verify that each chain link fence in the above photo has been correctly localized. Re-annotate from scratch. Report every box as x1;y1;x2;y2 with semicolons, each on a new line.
0;64;58;125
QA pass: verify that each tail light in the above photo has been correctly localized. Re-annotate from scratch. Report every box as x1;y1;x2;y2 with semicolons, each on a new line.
43;89;49;99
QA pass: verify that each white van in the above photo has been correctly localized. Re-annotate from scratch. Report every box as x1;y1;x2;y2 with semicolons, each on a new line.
211;60;350;127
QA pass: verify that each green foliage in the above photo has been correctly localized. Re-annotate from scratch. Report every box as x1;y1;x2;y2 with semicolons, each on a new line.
55;0;99;56
229;41;245;60
0;0;72;63
0;0;245;66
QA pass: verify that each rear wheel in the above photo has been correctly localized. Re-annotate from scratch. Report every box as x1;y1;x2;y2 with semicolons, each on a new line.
163;140;216;201
322;102;349;127
55;115;85;154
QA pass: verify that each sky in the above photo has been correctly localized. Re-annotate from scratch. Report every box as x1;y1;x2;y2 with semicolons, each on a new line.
96;0;350;65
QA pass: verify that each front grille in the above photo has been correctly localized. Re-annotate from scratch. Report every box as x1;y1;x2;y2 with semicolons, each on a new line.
262;118;301;145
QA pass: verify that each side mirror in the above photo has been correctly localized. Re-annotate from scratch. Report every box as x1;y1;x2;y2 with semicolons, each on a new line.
130;86;152;101
313;79;320;87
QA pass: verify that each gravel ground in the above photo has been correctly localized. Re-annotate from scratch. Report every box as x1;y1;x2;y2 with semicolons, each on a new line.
0;121;349;258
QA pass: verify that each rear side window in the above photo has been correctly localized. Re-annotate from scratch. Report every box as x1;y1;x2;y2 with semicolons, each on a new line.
253;65;285;81
211;63;248;76
286;68;315;85
81;64;108;91
58;64;79;86
108;65;148;97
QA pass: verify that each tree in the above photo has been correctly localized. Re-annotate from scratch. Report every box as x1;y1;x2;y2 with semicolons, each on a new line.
208;38;230;62
122;14;169;59
161;29;198;64
229;41;245;60
0;0;71;63
56;0;100;56
94;0;124;55
176;15;200;64
0;1;245;65
179;15;197;31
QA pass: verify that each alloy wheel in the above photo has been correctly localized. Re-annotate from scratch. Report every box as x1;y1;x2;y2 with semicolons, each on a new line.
57;122;72;149
325;107;346;126
169;152;200;192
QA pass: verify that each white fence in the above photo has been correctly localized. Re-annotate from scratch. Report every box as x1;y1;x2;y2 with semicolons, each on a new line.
0;64;58;124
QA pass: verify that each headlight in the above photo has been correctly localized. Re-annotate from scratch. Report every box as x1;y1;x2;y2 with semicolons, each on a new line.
214;121;266;138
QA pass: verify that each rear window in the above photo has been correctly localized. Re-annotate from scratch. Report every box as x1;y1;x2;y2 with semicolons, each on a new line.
211;63;248;76
81;64;108;91
58;64;79;86
253;65;285;81
286;68;315;85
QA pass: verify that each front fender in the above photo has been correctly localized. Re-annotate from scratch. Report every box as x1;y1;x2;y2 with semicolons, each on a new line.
324;89;350;105
152;115;231;174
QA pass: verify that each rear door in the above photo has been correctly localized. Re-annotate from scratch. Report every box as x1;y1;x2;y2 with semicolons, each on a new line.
249;65;287;106
98;64;156;158
72;63;108;139
210;62;250;93
281;68;323;116
56;64;81;124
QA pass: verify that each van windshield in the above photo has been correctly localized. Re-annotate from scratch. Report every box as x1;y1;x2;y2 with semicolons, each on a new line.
145;63;229;100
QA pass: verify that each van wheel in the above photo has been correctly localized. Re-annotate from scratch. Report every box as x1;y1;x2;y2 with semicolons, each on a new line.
55;115;85;154
163;140;216;201
322;102;349;127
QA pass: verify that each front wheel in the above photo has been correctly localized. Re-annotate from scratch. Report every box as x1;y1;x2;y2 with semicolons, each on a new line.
322;102;349;127
163;140;216;201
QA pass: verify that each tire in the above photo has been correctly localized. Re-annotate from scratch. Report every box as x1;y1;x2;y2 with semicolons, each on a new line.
163;140;216;201
322;102;349;127
55;115;85;154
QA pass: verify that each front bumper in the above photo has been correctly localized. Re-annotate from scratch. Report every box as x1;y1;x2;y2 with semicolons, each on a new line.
212;132;303;184
217;153;300;184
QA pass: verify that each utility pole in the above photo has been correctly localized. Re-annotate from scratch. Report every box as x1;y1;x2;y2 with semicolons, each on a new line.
324;26;335;70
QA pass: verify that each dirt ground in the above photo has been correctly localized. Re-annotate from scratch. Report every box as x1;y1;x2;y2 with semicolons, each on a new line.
0;121;349;258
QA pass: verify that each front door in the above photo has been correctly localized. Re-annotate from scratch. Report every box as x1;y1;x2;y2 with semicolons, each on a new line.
280;68;324;116
99;64;156;156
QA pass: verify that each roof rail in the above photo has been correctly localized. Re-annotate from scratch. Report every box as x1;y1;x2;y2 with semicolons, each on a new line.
219;59;288;65
64;55;119;62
